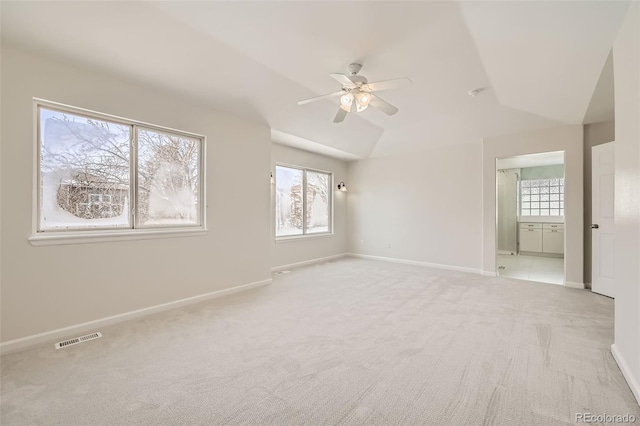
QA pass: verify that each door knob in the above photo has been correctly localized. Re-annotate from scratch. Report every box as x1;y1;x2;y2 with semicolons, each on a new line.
591;224;599;229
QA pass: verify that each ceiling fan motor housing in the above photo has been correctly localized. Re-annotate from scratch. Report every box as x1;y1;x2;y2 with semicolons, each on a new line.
347;63;363;75
349;75;368;85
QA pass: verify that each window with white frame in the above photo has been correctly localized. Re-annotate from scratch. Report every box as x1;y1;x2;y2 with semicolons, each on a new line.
36;101;204;234
520;178;564;217
275;165;331;237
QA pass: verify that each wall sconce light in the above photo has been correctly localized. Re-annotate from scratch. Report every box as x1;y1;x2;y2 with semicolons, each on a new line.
337;181;347;192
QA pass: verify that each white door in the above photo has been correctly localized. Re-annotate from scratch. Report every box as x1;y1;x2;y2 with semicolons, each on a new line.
592;142;615;297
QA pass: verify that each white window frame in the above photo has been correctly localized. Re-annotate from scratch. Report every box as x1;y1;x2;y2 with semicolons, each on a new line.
274;163;334;241
30;98;207;246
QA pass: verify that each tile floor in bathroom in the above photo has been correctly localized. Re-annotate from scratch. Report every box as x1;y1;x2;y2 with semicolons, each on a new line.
497;254;564;285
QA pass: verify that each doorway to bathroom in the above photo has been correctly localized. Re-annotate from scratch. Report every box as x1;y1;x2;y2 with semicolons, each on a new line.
496;151;565;285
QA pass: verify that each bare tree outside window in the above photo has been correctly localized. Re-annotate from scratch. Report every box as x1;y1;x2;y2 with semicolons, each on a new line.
40;108;131;230
137;129;200;226
275;165;331;237
275;166;303;236
37;104;204;232
306;171;330;234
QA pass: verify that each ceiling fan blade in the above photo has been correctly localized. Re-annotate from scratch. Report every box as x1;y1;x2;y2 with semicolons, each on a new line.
364;77;412;92
330;73;356;87
297;90;346;105
369;94;399;116
334;107;347;123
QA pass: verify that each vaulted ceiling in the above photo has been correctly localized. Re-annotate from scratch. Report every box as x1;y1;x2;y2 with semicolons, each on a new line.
1;1;629;160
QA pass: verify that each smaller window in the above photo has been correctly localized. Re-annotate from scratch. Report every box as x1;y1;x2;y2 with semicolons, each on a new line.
275;165;332;238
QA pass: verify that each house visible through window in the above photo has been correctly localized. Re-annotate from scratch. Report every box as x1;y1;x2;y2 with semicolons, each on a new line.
37;102;204;233
275;165;331;237
520;178;564;217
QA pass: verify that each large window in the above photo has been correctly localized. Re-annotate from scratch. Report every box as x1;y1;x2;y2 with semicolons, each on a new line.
520;178;564;217
36;100;204;237
275;165;331;237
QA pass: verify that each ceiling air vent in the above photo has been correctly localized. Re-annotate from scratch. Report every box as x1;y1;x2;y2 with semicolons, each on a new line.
55;332;102;349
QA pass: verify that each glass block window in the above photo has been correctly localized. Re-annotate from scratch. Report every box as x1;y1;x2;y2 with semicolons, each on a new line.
520;178;564;217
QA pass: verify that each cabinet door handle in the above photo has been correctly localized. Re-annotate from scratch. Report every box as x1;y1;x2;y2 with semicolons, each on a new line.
591;224;599;229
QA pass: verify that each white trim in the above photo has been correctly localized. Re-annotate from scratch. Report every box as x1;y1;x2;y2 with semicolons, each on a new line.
612;344;640;404
482;271;499;277
272;253;347;272
347;253;483;275
0;278;272;355
275;233;334;243
563;281;585;289
29;227;208;246
497;250;516;255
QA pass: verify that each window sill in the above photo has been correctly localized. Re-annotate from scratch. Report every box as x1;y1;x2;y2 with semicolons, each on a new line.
29;227;207;247
275;233;334;243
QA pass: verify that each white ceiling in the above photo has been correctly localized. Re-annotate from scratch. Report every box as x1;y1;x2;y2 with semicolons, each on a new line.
1;1;628;160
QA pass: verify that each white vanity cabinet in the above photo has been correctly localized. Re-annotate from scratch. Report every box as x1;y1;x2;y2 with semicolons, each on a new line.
518;221;564;255
542;223;564;254
519;222;542;252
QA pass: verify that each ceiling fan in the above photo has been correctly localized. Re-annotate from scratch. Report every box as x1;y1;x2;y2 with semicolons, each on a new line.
297;63;411;123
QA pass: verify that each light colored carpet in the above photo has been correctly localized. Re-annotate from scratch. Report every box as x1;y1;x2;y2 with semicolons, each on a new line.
1;258;638;425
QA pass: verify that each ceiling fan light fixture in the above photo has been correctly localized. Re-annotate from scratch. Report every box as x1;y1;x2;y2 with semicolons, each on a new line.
356;91;371;107
340;93;354;107
356;103;368;112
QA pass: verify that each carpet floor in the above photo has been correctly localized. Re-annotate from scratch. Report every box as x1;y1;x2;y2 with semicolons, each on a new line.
1;258;638;425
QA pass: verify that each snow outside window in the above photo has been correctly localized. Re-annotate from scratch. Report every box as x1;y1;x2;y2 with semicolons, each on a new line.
37;103;204;234
275;165;331;238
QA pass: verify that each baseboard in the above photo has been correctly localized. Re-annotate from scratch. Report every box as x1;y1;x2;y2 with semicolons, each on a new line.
347;253;482;275
612;344;640;404
564;281;585;289
271;253;347;272
497;250;516;255
0;278;272;355
482;271;498;277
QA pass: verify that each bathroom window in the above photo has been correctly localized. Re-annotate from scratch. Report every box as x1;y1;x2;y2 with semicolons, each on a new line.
520;178;564;217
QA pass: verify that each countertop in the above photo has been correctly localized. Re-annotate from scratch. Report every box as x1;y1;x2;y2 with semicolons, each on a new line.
519;216;564;224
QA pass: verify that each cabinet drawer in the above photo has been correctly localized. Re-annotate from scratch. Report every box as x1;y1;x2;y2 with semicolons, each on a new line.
520;222;542;230
543;223;564;230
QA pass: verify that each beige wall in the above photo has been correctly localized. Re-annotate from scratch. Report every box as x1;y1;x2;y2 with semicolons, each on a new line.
612;2;640;401
0;46;272;342
347;142;484;272
583;121;615;287
483;125;584;284
271;143;348;268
